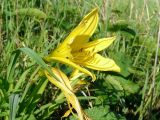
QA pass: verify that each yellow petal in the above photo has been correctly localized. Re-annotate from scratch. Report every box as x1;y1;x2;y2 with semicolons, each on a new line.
51;68;73;90
83;54;121;72
56;8;98;52
62;108;73;118
44;68;83;120
47;8;99;60
44;43;72;61
47;57;96;80
82;36;116;53
67;8;98;45
70;69;84;80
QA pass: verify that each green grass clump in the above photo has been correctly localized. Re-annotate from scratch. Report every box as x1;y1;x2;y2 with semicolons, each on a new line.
0;0;160;120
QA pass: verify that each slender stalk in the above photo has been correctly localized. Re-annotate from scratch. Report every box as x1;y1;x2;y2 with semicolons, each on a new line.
149;25;160;118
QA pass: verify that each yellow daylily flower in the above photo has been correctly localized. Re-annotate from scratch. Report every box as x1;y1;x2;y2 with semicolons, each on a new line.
44;68;84;120
44;8;120;80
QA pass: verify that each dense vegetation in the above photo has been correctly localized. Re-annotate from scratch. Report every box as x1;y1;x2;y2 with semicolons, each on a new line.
0;0;160;120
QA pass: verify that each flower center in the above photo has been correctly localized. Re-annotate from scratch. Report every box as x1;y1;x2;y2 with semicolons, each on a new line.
71;48;94;64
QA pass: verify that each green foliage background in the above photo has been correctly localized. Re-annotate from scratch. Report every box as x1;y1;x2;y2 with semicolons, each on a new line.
0;0;160;120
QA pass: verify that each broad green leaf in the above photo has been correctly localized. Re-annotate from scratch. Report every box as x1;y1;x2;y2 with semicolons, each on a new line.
18;47;59;81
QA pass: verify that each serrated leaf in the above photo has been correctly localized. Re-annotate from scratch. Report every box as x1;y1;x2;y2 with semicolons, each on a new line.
106;76;140;95
106;75;124;91
110;52;132;77
69;106;126;120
